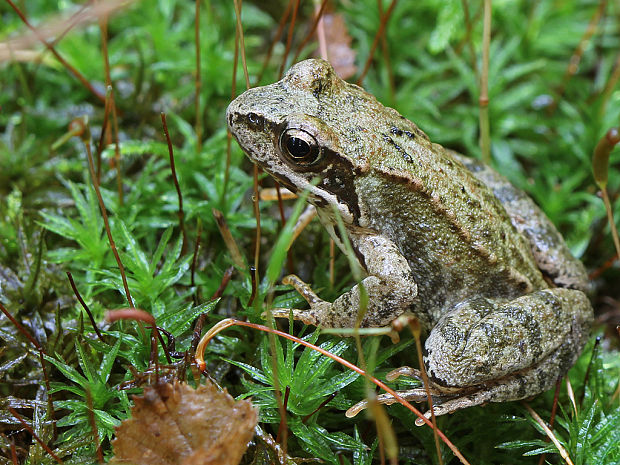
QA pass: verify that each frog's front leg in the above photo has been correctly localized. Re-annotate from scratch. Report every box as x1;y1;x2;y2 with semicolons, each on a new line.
274;234;418;328
351;288;592;420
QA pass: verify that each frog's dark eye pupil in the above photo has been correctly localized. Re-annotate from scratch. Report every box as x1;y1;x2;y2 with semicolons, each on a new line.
279;128;322;167
286;136;310;158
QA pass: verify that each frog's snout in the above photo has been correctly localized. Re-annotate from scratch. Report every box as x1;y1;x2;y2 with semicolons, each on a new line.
226;98;241;132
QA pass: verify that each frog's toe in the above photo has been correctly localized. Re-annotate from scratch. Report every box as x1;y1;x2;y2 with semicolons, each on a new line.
264;308;320;325
345;389;431;418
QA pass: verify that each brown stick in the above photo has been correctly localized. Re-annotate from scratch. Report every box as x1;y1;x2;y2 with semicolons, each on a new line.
291;0;329;64
66;271;104;342
5;0;105;103
478;0;492;164
190;218;203;305
279;0;301;78
160;112;188;254
85;389;103;463
194;0;203;153
98;2;123;203
548;0;608;115
357;0;399;85
9;408;63;464
81;123;134;308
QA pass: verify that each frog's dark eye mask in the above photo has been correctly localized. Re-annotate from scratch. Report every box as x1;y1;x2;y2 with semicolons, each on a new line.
279;128;323;167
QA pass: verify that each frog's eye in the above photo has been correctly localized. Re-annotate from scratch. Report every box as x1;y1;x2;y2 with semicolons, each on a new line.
279;128;323;167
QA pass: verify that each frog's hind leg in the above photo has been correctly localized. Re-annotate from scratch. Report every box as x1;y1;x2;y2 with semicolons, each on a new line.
346;348;567;424
348;288;592;421
423;288;592;407
389;337;585;425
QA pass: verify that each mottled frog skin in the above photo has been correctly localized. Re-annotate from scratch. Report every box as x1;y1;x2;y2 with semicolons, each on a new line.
227;59;593;418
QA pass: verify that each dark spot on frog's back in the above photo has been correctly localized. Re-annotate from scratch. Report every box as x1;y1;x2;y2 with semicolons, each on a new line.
390;126;417;140
312;81;323;99
382;133;414;163
390;127;403;137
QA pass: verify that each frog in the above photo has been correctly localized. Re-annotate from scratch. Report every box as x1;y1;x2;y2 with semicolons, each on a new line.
226;58;593;419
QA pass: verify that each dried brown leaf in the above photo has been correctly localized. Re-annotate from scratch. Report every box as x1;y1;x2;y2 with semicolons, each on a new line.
110;381;257;465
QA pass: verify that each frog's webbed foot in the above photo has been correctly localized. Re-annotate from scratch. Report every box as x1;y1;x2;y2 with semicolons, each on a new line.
346;385;492;426
345;366;466;425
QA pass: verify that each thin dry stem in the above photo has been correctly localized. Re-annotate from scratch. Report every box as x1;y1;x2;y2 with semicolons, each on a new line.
601;189;620;262
248;265;258;306
212;208;246;269
368;395;398;464
580;337;601;405
357;0;399;85
479;0;492;164
82;125;134;308
0;301;56;438
95;87;112;183
66;271;104;342
460;0;478;78
160;112;188;254
85;389;103;464
97;9;122;202
110;91;123;205
9;408;63;464
0;0;133;62
190;218;203;304
257;0;293;85
301;392;337;423
189;266;233;356
537;378;562;465
5;0;104;103
223;24;239;203
105;308;160;377
549;0;608;115
279;0;301;78
409;319;443;464
377;0;395;101
252;164;262;278
523;403;575;465
233;0;250;89
291;0;329;63
194;0;202;153
600;51;620;116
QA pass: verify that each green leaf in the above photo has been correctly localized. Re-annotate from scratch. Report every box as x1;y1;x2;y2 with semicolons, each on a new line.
428;0;461;54
99;336;122;383
289;420;339;464
225;359;271;386
45;355;88;387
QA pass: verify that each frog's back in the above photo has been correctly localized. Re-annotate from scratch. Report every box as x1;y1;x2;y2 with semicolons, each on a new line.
451;151;590;292
353;143;549;322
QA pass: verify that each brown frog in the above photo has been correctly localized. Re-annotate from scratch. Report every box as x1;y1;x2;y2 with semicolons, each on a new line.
226;59;593;419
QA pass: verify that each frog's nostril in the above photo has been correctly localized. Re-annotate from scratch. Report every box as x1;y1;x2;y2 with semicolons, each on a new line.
246;112;264;130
